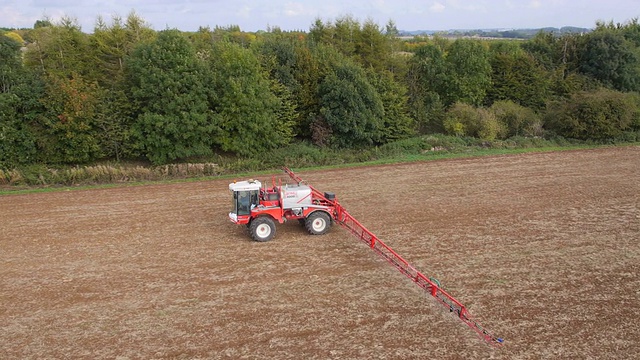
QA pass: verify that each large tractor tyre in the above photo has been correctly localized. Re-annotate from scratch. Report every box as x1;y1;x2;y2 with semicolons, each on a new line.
305;211;331;235
249;217;276;242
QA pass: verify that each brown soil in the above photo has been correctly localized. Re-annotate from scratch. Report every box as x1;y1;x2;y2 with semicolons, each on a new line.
1;147;639;359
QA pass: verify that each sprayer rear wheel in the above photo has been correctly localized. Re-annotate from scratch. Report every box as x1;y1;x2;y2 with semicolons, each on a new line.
305;212;331;235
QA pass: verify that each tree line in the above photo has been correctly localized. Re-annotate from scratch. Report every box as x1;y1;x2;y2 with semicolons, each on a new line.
1;13;639;167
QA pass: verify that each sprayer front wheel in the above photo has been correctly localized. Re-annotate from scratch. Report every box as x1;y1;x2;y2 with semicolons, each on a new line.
250;217;276;242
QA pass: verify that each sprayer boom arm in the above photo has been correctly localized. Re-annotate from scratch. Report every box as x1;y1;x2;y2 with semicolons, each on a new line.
282;167;503;346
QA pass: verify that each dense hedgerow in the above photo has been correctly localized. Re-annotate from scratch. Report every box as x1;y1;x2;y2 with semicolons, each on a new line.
544;89;638;141
3;132;638;188
0;163;220;186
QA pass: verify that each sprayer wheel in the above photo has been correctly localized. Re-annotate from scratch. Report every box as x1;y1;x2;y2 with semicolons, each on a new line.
305;212;331;235
249;217;276;242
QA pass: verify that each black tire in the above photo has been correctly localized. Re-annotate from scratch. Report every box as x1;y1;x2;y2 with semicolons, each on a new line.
249;217;276;242
305;211;331;235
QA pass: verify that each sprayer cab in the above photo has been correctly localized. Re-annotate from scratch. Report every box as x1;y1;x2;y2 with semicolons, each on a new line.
229;180;261;224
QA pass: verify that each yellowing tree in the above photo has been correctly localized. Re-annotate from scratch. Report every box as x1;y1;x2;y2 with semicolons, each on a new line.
4;32;24;45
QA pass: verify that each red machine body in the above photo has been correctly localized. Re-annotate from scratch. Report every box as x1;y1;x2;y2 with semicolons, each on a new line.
228;174;337;242
228;168;504;346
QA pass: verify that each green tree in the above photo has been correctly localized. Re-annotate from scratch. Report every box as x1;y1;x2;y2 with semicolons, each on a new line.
619;18;640;46
90;13;150;87
34;19;52;29
522;31;560;71
487;44;550;110
23;17;91;78
369;70;415;142
87;12;156;161
356;19;390;71
522;31;588;99
384;20;407;76
93;89;132;161
0;93;37;167
210;25;256;47
126;29;214;164
189;26;215;53
0;36;38;167
207;41;294;156
579;26;640;91
384;20;409;80
332;16;359;57
0;35;22;93
293;43;343;139
309;16;400;75
407;43;448;133
308;18;334;46
317;62;384;147
252;32;304;137
253;31;300;93
443;39;492;106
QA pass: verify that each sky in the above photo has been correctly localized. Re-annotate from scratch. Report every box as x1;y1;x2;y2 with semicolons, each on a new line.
2;0;639;33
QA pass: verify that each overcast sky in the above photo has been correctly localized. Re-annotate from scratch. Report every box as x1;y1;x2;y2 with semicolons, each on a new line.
2;0;639;32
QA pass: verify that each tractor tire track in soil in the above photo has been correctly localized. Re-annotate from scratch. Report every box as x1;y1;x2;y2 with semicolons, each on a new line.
1;146;639;359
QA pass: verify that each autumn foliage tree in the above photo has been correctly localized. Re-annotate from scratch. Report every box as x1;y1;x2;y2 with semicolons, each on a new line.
38;74;102;163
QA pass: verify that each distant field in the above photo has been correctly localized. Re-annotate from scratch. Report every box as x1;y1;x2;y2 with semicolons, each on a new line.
1;146;638;359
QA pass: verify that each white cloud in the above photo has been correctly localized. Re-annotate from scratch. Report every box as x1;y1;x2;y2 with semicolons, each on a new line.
430;2;445;12
0;6;33;28
503;0;516;9
283;2;312;17
236;5;253;19
453;0;486;12
528;0;543;9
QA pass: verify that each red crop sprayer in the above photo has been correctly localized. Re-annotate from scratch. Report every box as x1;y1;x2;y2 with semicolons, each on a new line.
228;167;504;346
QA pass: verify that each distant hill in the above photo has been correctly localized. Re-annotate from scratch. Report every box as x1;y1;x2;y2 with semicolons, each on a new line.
399;26;592;39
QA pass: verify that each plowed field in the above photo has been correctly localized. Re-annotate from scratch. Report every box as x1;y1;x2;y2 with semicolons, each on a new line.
1;146;639;359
